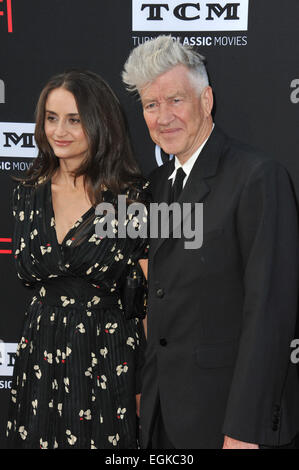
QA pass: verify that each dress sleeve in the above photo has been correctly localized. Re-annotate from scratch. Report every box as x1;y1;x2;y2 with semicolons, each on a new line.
134;317;147;394
126;180;151;262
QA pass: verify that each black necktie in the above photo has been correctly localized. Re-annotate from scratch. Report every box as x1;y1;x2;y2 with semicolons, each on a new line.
171;167;186;202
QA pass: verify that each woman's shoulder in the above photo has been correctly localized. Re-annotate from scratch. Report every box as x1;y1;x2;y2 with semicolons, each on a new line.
101;177;151;205
13;175;47;192
123;177;151;204
12;176;48;209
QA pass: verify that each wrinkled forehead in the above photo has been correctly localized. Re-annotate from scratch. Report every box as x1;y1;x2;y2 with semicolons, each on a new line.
140;65;197;102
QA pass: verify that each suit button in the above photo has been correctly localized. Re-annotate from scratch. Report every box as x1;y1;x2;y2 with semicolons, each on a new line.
160;338;167;347
156;288;164;298
272;424;278;432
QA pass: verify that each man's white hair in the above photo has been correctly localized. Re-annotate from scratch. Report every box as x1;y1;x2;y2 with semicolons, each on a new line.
122;35;209;96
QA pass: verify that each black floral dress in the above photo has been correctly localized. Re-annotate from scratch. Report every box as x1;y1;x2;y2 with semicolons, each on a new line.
6;179;149;449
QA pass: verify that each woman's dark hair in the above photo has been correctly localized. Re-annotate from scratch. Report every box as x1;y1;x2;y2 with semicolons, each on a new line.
23;69;142;204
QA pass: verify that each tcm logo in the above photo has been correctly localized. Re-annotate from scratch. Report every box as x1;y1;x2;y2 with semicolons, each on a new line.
0;237;12;254
0;0;13;33
0;79;5;104
0;341;17;377
290;79;299;104
132;0;249;31
0;122;38;158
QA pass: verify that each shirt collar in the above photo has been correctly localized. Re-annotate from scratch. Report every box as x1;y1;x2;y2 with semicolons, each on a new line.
168;124;215;183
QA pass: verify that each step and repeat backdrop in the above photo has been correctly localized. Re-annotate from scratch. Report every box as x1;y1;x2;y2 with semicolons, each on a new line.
0;0;299;448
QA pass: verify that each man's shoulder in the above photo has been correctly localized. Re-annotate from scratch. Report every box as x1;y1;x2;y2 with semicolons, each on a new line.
220;129;282;176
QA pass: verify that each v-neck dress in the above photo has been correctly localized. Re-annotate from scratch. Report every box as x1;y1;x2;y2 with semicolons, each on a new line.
6;179;149;449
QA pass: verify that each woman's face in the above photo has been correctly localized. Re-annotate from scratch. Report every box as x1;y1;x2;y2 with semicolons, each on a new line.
44;87;89;163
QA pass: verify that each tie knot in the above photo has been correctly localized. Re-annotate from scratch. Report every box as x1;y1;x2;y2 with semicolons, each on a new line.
175;167;186;183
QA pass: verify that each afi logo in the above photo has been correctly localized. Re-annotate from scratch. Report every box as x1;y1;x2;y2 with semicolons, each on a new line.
0;0;13;33
132;0;249;31
0;122;37;158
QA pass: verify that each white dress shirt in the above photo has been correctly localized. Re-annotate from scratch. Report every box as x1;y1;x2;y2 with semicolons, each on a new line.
168;124;215;188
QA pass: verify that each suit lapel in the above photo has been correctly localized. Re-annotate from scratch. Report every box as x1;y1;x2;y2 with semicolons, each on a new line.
150;126;228;258
150;160;174;256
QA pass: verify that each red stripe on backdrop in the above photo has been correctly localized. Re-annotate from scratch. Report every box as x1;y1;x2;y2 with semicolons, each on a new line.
6;0;13;32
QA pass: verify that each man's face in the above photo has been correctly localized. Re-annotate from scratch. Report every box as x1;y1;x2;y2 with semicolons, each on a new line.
140;65;213;164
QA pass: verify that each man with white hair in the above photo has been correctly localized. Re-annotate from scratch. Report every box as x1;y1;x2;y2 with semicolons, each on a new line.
122;36;299;449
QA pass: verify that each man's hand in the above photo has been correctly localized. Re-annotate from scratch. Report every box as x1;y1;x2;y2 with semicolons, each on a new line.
223;435;259;449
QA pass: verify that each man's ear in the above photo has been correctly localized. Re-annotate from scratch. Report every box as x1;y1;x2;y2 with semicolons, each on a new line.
201;86;214;116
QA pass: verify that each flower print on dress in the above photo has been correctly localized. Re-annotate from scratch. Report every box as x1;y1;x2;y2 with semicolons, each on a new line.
34;365;42;380
117;408;127;420
39;287;46;298
114;250;124;262
105;322;118;334
60;296;75;307
91;352;97;367
40;438;48;449
66;430;77;446
76;323;86;334
87;296;100;307
32;400;38;415
126;337;135;349
100;347;108;358
30;229;38;240
64;377;70;393
79;409;91;421
6;421;12;437
43;350;53;364
116;363;128;376
55;347;72;364
19;426;27;440
108;434;120;447
21;373;26;387
91;440;97;449
86;262;99;275
88;233;101;245
57;403;63;417
97;375;107;390
15;237;26;256
40;244;52;255
18;336;28;350
11;389;17;403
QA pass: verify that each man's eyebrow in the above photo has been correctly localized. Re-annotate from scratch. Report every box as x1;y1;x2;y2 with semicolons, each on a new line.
142;92;186;103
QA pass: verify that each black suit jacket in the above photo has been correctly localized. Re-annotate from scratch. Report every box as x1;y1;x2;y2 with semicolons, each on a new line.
140;126;299;449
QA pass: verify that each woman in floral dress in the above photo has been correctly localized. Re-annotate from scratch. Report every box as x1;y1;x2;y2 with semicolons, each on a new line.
6;70;149;449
